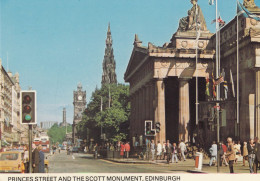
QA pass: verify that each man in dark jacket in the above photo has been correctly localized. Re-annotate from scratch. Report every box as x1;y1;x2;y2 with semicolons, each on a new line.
38;145;45;173
253;137;260;173
32;144;39;173
166;140;172;164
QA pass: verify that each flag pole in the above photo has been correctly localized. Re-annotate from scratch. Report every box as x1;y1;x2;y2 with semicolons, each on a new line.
236;1;240;129
215;0;220;173
195;3;198;127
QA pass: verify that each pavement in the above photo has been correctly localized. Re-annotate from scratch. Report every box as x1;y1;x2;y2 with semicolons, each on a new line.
103;156;258;174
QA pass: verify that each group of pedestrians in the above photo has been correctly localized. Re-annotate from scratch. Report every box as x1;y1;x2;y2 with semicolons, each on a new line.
23;143;45;173
147;139;187;163
208;137;260;173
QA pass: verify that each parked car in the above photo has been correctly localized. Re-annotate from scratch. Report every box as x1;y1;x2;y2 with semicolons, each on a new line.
72;147;79;153
0;151;25;173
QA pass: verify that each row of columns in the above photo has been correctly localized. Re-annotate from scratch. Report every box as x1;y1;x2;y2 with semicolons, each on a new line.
130;82;155;138
130;78;191;144
255;70;260;138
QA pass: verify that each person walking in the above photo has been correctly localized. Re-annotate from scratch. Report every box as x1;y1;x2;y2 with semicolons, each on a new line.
150;140;155;161
221;142;228;166
166;140;172;164
32;144;39;173
178;140;186;161
94;143;98;159
125;142;130;159
226;137;235;173
242;141;248;166
120;142;125;158
172;143;178;163
162;141;166;160
247;138;255;173
23;145;29;173
253;137;260;173
38;145;45;173
209;141;217;166
156;141;162;160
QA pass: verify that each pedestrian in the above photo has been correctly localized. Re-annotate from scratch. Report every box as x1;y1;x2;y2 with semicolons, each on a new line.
120;142;125;158
156;141;162;160
150;140;155;161
145;138;150;160
209;141;217;166
94;143;98;159
221;142;228;166
125;142;130;158
226;137;235;173
218;142;224;166
162;141;166;160
178;140;186;161
58;146;61;153
247;138;255;173
32;143;40;173
172;143;178;163
38;145;45;173
117;141;121;151
253;137;260;173
166;140;172;164
23;145;29;173
242;141;248;166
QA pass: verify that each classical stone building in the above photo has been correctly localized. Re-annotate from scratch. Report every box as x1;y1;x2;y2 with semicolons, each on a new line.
125;0;260;147
101;23;117;85
72;83;86;144
0;59;26;147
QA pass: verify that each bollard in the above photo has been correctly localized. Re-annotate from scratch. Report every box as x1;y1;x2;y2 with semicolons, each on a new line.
195;152;203;171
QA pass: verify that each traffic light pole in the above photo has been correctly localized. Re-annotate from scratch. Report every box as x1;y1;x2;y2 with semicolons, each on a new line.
28;124;33;173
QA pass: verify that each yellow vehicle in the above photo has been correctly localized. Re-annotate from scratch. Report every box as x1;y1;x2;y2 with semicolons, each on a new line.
44;157;49;173
0;151;25;173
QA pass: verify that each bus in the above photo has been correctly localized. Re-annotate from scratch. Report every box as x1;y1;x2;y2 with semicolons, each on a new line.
33;136;50;153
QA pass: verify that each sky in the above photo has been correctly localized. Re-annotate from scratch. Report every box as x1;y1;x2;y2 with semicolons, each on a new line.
0;0;255;124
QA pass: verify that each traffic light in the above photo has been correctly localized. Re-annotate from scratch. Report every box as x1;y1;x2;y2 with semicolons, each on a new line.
21;91;37;124
145;121;151;135
155;122;161;133
145;120;155;136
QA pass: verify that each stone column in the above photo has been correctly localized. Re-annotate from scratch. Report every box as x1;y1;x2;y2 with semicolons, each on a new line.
179;78;190;142
256;70;260;138
155;79;166;144
145;85;150;120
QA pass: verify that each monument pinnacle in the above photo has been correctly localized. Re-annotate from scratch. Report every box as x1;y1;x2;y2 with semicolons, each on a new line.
102;23;117;85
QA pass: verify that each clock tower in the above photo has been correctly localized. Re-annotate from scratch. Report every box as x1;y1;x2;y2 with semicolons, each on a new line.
72;83;86;144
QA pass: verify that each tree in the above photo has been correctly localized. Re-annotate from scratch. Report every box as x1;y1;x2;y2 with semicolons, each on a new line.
77;84;130;143
47;123;72;144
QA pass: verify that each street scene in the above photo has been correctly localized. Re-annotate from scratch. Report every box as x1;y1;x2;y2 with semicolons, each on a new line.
1;0;260;175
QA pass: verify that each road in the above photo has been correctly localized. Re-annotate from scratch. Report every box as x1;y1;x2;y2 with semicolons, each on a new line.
47;150;257;173
48;150;189;173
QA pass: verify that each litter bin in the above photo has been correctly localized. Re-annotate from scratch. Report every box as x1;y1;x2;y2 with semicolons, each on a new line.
195;152;203;171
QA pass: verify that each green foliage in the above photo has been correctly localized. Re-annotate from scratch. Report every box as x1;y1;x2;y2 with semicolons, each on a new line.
47;123;72;144
77;84;130;143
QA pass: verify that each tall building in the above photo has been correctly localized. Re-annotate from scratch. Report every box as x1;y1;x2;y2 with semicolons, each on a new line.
124;0;260;147
60;107;67;127
0;59;15;147
40;121;58;130
101;23;117;85
72;83;86;144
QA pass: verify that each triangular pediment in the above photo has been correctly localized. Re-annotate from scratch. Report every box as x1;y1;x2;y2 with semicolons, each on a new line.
124;46;148;81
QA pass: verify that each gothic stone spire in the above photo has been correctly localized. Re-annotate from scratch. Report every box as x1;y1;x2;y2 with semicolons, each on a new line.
102;23;117;85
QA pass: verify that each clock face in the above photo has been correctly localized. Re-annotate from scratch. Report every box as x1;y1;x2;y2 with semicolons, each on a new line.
78;96;82;101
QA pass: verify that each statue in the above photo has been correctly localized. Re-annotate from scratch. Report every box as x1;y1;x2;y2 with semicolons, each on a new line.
243;0;257;8
178;0;207;32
